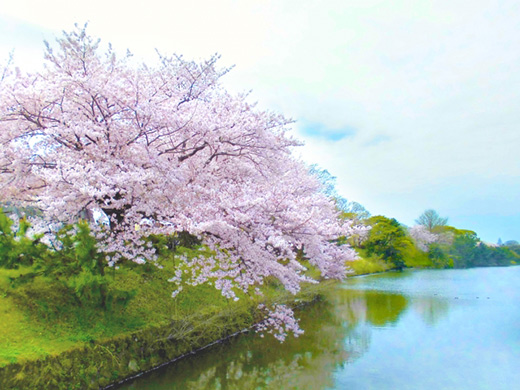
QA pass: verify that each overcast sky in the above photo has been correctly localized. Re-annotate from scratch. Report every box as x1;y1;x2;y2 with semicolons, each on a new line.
1;0;519;243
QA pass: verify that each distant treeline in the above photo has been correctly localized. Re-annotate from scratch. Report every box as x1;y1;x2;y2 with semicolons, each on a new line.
342;208;519;271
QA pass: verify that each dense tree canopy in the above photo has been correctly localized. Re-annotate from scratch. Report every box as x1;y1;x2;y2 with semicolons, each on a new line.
360;216;411;269
409;212;518;269
356;209;518;271
0;26;358;335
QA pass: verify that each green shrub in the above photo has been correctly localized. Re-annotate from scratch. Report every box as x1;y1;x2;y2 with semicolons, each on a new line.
0;211;48;268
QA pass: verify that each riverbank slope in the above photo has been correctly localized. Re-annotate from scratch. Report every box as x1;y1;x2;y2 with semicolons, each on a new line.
0;245;332;390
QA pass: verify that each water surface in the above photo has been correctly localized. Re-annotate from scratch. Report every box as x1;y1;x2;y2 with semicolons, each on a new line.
118;267;520;389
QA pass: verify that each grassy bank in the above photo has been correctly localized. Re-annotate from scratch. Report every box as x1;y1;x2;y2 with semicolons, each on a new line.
348;255;391;276
348;244;450;276
0;245;331;389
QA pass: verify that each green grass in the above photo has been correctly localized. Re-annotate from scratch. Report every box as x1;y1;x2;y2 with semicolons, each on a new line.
0;248;232;367
347;246;439;276
0;267;80;365
348;254;391;276
0;246;327;368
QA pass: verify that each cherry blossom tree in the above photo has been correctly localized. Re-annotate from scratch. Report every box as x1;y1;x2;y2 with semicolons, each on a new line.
409;225;438;251
0;25;358;337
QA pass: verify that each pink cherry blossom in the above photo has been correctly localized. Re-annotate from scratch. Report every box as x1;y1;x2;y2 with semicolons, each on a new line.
0;26;359;338
409;225;438;251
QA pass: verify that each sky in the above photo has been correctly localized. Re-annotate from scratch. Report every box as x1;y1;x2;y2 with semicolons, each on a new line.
0;0;519;243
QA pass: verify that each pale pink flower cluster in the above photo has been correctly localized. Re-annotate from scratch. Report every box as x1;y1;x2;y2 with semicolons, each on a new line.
409;225;438;251
0;27;359;336
255;304;304;342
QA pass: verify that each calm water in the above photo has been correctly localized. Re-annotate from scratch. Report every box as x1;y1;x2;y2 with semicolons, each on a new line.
117;267;520;390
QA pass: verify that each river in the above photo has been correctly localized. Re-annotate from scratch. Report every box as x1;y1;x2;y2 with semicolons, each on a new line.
117;267;520;389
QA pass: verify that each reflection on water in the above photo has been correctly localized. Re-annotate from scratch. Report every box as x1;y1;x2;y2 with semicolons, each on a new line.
412;296;450;326
338;290;409;327
121;292;359;389
119;267;520;390
120;280;430;389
